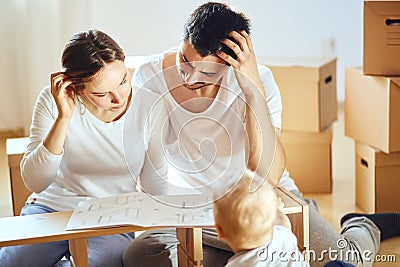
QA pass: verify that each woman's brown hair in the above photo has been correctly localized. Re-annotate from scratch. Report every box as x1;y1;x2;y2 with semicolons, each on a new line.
61;29;125;92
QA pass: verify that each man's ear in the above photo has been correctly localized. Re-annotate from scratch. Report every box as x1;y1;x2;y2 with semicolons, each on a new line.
215;224;225;240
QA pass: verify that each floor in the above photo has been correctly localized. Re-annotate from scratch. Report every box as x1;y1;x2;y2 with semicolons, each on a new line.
0;105;398;265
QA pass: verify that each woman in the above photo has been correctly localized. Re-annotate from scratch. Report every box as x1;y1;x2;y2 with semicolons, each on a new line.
0;29;168;267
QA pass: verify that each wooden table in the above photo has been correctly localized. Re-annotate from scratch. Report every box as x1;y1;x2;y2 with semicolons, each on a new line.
5;137;309;265
0;187;308;267
0;210;203;267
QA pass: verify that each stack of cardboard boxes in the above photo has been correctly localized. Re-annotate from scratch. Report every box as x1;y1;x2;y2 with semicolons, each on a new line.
262;57;338;193
345;0;400;212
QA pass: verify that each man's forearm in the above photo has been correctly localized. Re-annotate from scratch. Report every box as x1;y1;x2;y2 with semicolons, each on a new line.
244;93;286;188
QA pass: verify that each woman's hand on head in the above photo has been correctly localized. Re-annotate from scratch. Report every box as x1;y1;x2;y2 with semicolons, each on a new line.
50;71;75;121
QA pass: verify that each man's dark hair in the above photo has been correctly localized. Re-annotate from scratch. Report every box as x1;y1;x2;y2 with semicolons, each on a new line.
182;2;251;59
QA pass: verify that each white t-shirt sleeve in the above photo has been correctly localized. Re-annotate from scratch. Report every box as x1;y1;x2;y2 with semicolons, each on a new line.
131;56;161;94
20;86;63;193
258;65;282;129
139;97;170;195
132;64;147;88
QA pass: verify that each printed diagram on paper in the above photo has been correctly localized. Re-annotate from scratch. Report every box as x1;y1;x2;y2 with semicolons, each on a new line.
66;192;214;230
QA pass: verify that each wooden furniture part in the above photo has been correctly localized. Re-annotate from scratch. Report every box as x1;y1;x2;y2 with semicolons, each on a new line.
177;228;203;267
0;210;203;267
0;187;308;267
6;137;31;216
276;187;310;253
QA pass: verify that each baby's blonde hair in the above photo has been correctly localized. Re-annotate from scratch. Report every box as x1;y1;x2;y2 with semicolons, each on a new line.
213;169;278;250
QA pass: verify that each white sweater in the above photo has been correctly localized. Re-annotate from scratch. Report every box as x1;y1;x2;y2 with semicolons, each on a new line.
21;86;169;211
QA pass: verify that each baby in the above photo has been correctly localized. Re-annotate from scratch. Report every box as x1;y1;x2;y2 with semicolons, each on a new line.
213;169;309;266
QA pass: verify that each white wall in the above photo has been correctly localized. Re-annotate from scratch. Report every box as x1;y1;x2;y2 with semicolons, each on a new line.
0;0;25;132
0;0;363;133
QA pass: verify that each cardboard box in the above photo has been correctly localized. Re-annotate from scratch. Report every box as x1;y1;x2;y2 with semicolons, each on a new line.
6;137;31;216
344;67;400;153
363;0;400;75
355;141;400;213
280;129;332;193
262;57;337;132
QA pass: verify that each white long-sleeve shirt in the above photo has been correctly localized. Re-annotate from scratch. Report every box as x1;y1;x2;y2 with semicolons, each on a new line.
21;86;169;211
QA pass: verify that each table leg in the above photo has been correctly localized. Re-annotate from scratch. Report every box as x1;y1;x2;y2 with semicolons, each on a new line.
69;238;89;267
176;228;203;267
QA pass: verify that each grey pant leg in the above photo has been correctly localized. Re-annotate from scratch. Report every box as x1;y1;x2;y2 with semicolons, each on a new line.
202;245;233;267
202;228;234;267
340;217;380;266
123;229;179;267
0;241;69;267
122;228;233;267
87;233;135;267
290;190;380;267
202;228;232;251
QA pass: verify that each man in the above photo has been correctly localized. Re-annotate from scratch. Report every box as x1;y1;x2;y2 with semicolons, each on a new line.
123;2;399;267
